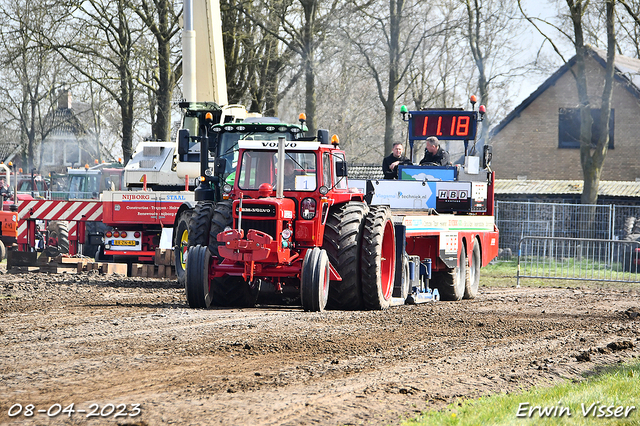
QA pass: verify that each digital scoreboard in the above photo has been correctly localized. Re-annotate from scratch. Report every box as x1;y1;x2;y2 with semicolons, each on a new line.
409;110;478;141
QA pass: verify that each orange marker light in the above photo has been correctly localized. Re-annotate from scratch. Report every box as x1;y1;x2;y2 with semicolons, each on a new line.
298;113;306;122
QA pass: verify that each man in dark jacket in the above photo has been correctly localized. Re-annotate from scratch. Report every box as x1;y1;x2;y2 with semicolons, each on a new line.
382;142;411;179
419;136;451;166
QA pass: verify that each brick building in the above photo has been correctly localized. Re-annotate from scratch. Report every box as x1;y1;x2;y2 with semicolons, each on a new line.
490;46;640;181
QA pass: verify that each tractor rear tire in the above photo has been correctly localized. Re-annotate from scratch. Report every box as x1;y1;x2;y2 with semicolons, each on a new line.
322;201;368;310
300;247;330;312
207;201;233;256
0;239;6;262
48;221;70;254
361;205;396;310
433;246;467;301
188;201;215;247
174;209;194;287
211;276;259;308
464;240;481;299
185;245;213;309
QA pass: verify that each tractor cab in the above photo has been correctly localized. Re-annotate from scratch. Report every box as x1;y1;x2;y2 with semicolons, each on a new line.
217;136;357;270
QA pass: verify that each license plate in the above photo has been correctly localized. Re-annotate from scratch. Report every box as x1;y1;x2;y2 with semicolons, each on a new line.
112;240;137;246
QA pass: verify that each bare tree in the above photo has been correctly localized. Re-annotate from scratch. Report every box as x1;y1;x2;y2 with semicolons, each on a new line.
0;0;70;172
221;0;298;115
42;0;146;163
129;0;181;141
461;0;530;142
345;0;433;156
519;0;616;205
236;0;340;132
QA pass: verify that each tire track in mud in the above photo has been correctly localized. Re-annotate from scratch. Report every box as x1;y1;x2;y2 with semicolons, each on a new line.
1;273;639;425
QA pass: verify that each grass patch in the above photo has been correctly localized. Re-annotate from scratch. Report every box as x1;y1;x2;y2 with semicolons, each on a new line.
482;261;640;290
403;360;640;426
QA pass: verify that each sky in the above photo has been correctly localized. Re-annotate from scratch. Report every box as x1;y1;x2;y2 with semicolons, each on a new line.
512;0;563;106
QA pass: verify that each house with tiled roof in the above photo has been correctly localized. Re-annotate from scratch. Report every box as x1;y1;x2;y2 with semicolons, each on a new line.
489;46;640;182
38;90;100;176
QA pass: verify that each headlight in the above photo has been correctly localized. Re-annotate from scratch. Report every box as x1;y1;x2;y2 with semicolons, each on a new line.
281;229;292;239
301;198;317;220
223;183;232;193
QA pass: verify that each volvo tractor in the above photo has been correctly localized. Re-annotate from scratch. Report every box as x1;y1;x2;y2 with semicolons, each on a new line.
183;98;499;311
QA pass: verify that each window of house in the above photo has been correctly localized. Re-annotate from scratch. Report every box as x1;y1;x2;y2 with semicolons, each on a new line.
64;142;81;166
42;143;55;166
558;107;614;149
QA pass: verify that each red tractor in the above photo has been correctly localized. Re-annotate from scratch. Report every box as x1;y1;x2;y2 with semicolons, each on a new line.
185;133;396;311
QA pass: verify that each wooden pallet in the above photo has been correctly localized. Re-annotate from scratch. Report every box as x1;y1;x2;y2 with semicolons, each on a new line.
8;250;176;278
154;248;175;266
130;263;176;279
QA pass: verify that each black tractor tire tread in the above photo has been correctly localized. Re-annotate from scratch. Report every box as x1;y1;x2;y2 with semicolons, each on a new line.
361;205;394;310
49;221;70;254
432;247;467;301
211;276;258;308
322;201;368;310
174;210;194;286
188;202;215;247
185;245;212;309
207;201;233;256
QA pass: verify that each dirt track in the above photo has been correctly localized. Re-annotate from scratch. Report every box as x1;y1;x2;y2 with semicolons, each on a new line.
1;268;639;426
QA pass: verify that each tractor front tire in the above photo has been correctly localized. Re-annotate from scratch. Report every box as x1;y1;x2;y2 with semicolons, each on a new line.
300;247;330;312
322;201;367;310
174;209;194;286
185;245;213;309
361;205;396;310
0;239;6;262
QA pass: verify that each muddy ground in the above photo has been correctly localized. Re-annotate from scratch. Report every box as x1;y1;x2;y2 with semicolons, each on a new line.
0;267;639;426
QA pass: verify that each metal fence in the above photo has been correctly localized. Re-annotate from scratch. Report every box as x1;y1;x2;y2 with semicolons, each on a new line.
516;236;640;285
496;201;640;260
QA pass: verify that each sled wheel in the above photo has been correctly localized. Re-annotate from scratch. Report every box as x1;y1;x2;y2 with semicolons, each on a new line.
47;221;69;254
361;205;395;310
207;201;233;256
394;255;411;300
185;245;213;309
0;239;6;262
300;247;330;312
322;201;367;310
188;201;215;247
174;210;194;286
464;240;481;299
433;244;467;301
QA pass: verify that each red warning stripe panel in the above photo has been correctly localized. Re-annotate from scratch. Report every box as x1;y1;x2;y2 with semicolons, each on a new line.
18;200;103;222
17;200;103;245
